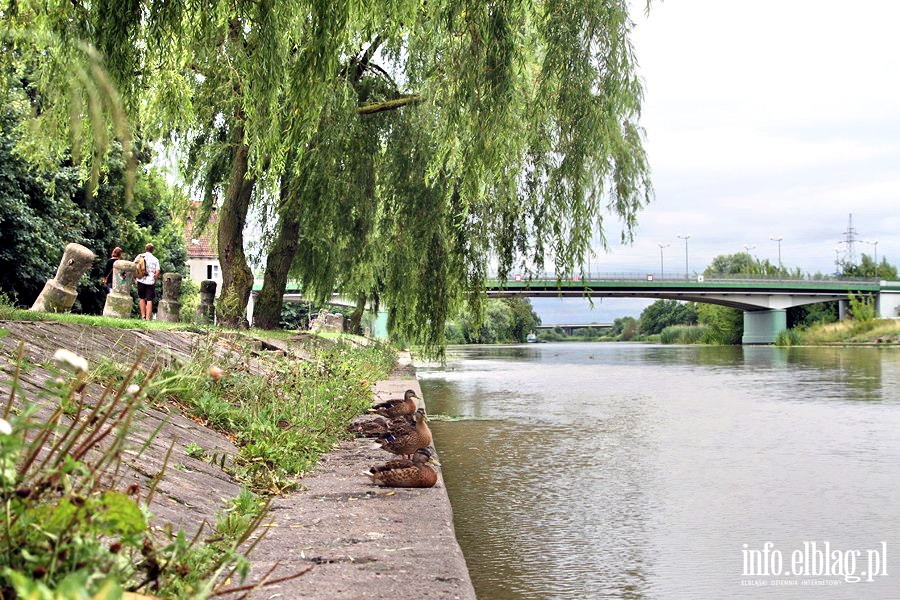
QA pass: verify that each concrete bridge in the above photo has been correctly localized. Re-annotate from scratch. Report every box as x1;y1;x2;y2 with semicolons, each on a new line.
536;323;613;335
487;274;900;344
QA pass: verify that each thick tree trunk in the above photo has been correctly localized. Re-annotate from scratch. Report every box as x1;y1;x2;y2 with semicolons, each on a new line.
216;121;256;328
253;181;301;330
348;292;367;335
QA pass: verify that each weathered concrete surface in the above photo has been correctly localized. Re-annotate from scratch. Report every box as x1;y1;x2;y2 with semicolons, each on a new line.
239;353;476;600
0;321;263;535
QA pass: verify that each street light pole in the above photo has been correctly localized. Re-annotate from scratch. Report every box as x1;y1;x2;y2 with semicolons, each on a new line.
676;234;690;280
743;244;756;255
863;240;879;278
658;243;670;277
770;236;783;275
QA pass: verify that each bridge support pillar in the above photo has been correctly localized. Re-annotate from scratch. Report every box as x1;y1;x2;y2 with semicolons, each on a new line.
742;309;786;345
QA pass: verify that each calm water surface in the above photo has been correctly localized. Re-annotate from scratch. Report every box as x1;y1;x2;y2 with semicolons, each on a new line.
417;344;900;599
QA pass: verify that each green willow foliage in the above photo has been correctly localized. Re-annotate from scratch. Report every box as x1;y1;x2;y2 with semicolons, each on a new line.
3;0;652;355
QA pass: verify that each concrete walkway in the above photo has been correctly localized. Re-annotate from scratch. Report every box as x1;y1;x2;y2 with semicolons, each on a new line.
239;352;476;599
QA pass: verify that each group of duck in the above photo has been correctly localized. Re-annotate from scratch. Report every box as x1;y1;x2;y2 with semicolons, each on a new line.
351;389;441;488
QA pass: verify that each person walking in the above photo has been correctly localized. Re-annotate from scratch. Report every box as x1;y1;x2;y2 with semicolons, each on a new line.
102;246;122;292
133;243;161;320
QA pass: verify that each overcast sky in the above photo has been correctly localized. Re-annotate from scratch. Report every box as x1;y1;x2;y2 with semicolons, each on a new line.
532;0;900;324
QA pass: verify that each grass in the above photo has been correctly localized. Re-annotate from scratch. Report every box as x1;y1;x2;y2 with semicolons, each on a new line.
798;319;900;344
0;299;345;343
775;328;802;346
89;327;397;493
659;324;710;344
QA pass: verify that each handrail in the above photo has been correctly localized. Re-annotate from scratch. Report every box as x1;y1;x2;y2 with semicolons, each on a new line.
487;272;879;285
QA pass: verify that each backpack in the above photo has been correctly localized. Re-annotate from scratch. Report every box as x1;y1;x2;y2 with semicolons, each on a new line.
134;254;147;279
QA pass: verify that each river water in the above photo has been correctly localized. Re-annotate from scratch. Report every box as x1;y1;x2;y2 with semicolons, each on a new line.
416;343;900;599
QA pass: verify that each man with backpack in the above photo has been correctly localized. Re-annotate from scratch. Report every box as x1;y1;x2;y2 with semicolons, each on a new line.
133;243;161;320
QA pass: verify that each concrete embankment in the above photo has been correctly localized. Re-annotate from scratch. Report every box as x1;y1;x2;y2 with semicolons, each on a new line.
241;351;476;599
0;322;475;599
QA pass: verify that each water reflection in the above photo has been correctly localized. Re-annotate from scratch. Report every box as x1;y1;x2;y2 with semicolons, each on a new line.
420;344;900;599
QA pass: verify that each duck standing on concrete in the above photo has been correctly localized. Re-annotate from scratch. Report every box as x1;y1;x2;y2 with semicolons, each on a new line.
369;448;441;488
369;389;420;418
350;413;417;437
377;408;432;459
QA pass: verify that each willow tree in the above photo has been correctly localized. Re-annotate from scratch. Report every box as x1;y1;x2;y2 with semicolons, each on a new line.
5;0;650;343
254;0;651;353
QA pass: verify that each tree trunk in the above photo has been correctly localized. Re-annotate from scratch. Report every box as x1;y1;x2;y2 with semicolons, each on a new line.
216;121;256;327
254;181;301;330
348;292;367;335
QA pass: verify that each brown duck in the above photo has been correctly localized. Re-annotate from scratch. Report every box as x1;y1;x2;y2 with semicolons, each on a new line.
349;413;416;437
377;408;432;458
369;389;420;418
369;448;441;488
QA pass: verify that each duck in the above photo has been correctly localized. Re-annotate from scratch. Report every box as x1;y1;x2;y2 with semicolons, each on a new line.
349;413;416;437
369;448;441;488
377;408;432;458
369;389;420;418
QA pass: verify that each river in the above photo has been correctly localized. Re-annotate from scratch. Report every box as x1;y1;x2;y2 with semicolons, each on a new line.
417;343;900;599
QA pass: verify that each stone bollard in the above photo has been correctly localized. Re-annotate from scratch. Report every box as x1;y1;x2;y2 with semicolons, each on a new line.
31;243;96;313
197;279;217;324
102;260;136;318
157;273;182;322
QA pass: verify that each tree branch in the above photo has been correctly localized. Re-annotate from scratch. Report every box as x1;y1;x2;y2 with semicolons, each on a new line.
357;94;421;115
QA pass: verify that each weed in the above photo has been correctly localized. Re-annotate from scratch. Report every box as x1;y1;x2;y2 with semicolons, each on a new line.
185;443;207;460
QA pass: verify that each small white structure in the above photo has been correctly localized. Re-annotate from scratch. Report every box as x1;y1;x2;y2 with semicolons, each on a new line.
184;203;221;294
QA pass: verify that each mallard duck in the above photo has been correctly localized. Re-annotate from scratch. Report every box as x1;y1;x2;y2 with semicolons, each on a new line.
369;448;441;488
369;389;420;418
349;413;416;437
377;408;432;458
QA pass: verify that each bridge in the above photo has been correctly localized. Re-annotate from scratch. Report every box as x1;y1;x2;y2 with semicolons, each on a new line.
536;323;613;335
487;274;900;344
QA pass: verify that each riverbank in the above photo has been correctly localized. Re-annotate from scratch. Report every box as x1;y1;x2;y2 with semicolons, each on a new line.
238;353;475;599
0;320;474;598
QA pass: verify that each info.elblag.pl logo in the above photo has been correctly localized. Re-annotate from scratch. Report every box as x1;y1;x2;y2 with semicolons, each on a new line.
741;542;889;586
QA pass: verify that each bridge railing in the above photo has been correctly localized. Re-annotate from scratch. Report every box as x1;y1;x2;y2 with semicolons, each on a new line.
488;272;879;285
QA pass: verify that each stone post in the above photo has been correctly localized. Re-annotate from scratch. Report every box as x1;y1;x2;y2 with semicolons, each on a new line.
31;243;96;313
102;260;136;318
157;273;183;322
197;279;217;324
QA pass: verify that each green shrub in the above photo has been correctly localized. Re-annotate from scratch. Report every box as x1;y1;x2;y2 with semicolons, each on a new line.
848;292;877;322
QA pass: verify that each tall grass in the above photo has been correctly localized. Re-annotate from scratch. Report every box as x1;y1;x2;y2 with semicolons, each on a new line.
775;329;802;346
799;319;900;344
659;324;710;344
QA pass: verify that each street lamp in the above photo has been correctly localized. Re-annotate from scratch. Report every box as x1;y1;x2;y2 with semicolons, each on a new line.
658;243;670;277
743;244;756;255
676;234;691;279
862;240;879;278
770;236;783;275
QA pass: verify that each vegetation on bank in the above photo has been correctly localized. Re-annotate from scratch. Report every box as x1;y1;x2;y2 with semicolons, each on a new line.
0;313;397;596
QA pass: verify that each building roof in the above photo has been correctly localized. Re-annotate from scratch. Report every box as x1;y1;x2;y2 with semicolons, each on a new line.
184;202;218;259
